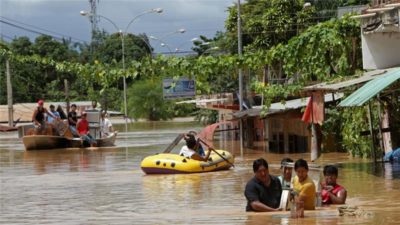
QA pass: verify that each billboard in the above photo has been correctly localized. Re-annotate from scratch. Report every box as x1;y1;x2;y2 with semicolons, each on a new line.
163;78;195;99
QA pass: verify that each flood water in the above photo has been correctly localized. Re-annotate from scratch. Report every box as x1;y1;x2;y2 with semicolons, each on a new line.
1;120;400;224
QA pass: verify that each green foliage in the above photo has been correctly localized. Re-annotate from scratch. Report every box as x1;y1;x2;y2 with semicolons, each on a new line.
225;0;317;52
127;79;174;121
194;109;218;125
340;107;372;157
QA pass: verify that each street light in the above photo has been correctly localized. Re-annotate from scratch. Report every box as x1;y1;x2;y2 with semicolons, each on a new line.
199;46;219;56
175;37;209;53
149;29;186;53
149;36;173;52
80;8;163;124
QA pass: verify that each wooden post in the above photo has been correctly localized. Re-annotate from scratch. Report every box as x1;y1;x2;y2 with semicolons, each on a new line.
310;123;319;161
367;101;377;163
377;95;384;161
64;79;70;113
6;59;13;127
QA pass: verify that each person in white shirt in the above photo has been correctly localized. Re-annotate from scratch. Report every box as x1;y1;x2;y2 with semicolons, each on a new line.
100;111;114;137
179;133;212;162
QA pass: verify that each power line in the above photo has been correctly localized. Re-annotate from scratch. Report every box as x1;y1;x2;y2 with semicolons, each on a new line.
0;19;85;45
0;33;14;41
0;16;86;43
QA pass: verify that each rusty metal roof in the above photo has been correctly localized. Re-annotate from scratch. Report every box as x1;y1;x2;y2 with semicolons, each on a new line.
303;69;387;92
233;93;343;118
339;68;400;107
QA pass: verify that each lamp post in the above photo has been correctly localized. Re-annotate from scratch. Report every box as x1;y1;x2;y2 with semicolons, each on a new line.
80;8;163;126
175;38;210;53
149;29;186;53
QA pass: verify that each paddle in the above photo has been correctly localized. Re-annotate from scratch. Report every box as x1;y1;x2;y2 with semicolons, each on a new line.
197;138;235;168
163;133;185;153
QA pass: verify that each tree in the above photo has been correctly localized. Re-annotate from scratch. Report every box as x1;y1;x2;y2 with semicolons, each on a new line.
225;0;316;53
127;79;174;121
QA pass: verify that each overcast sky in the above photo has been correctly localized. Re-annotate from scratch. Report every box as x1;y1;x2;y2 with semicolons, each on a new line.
0;0;234;53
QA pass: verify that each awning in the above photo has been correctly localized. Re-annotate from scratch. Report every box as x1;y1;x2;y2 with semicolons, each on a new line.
339;68;400;107
303;69;387;92
233;93;343;118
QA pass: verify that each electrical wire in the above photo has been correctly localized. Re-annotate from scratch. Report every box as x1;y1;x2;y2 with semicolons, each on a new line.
0;16;86;43
0;19;85;44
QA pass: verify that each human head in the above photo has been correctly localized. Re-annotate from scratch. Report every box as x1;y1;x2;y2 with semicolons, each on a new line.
71;104;77;111
253;158;269;183
49;104;55;111
323;165;339;186
38;99;44;107
294;159;309;182
185;133;197;150
91;100;97;109
57;105;63;111
281;158;294;182
101;111;107;118
81;111;87;119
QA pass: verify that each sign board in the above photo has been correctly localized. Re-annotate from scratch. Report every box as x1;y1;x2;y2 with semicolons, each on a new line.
163;78;195;99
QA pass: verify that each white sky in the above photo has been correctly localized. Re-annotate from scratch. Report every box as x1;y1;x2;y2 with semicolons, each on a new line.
0;0;234;53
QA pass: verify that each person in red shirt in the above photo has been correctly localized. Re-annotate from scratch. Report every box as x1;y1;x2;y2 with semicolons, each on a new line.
77;112;96;147
321;165;347;205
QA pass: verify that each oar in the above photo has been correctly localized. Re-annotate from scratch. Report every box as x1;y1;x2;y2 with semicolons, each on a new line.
163;133;185;153
198;138;235;168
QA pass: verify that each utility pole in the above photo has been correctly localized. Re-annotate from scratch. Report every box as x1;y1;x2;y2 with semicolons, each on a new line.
6;59;13;127
89;0;100;41
237;0;244;156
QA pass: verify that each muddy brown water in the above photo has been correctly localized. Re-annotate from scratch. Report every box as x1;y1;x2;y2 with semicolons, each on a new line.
1;121;400;224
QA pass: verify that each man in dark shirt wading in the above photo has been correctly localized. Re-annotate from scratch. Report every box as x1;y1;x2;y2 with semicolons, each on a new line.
244;158;282;212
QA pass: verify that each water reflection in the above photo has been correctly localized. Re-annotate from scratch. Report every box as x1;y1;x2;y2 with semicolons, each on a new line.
0;121;400;224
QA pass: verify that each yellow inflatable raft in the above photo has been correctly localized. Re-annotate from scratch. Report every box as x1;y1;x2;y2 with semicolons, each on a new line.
141;150;234;174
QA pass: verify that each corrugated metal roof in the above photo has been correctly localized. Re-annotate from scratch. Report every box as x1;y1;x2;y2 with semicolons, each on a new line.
233;93;343;118
303;69;387;92
339;68;400;107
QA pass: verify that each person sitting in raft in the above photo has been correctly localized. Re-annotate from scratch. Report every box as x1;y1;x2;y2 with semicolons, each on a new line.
321;165;347;205
179;133;211;162
292;159;316;210
77;111;97;147
32;99;58;134
244;158;282;212
278;157;294;190
187;131;205;156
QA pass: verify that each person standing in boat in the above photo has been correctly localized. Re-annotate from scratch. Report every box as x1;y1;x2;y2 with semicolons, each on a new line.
46;104;60;123
100;111;114;138
292;159;316;211
32;100;57;134
56;105;67;120
321;165;347;205
68;104;79;137
244;158;282;212
77;111;97;147
179;133;211;162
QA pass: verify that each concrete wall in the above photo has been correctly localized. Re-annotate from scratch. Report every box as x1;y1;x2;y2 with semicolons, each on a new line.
362;32;400;69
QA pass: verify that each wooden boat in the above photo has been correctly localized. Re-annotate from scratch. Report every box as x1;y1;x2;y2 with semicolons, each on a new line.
0;124;18;132
22;132;117;150
141;149;234;174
